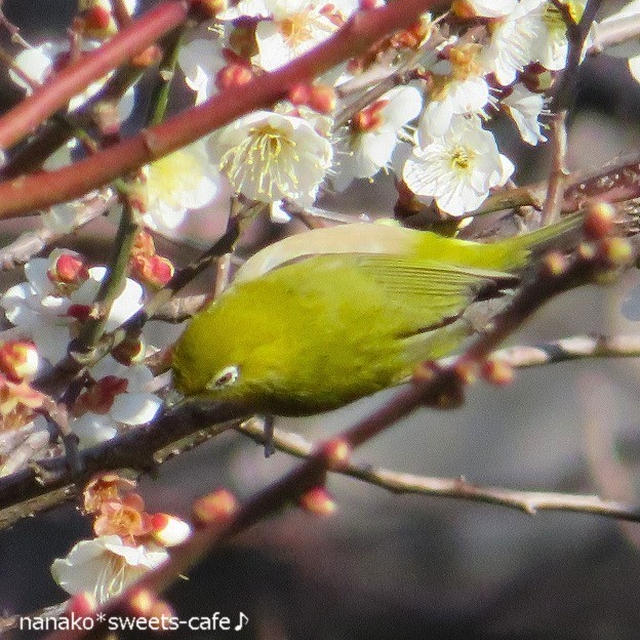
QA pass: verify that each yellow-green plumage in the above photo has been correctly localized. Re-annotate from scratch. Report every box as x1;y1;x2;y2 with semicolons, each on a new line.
172;216;581;415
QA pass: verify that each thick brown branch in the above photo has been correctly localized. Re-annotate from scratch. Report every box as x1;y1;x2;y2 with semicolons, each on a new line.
0;403;247;529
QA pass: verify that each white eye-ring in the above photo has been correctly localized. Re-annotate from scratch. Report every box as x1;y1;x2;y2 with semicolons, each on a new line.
206;365;239;390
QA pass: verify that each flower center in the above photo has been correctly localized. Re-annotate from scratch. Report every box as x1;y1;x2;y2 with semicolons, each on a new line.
352;99;389;132
449;43;482;80
219;124;301;200
279;12;314;47
542;1;583;34
450;146;474;171
147;149;203;208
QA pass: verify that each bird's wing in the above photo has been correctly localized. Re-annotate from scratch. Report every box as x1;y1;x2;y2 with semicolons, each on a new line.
351;254;516;335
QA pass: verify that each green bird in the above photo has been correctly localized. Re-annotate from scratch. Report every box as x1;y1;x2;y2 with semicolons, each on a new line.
172;216;582;416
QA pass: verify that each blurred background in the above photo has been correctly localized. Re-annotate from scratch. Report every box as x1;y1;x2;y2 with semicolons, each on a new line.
3;1;640;638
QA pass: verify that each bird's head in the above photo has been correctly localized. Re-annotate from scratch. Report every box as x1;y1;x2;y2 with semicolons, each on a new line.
171;284;290;410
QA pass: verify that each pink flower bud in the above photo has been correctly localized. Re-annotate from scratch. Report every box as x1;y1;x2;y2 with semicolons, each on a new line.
193;489;238;525
0;341;38;382
48;252;89;289
150;513;192;547
299;486;336;516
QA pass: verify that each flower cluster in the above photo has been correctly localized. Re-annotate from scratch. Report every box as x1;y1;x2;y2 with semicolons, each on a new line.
163;0;589;218
0;249;163;447
9;0;639;233
52;473;191;604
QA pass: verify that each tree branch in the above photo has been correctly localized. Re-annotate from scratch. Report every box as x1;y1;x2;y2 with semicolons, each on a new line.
236;419;640;522
541;0;602;225
0;403;247;530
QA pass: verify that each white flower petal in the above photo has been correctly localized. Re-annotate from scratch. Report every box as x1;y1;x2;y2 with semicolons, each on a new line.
502;84;547;145
72;414;118;447
25;258;56;297
109;392;162;425
52;535;168;603
33;325;72;365
10;45;54;91
210;110;332;206
104;278;143;331
629;54;640;83
270;200;292;223
91;356;154;390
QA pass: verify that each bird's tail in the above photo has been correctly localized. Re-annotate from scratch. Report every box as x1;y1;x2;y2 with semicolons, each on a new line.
459;212;585;273
495;212;585;271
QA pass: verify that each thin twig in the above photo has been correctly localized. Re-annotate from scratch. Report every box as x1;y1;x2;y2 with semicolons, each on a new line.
541;0;603;225
0;65;142;180
74;198;139;352
587;12;640;55
541;110;569;225
236;419;640;522
0;1;32;49
146;26;185;126
150;294;208;322
487;334;640;367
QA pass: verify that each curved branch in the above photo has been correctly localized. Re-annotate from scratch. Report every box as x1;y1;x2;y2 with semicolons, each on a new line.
0;402;247;530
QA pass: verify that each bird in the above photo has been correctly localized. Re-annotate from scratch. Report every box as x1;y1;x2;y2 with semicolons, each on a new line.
171;215;582;417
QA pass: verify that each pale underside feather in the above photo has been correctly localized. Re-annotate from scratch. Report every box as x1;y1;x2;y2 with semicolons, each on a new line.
234;223;423;284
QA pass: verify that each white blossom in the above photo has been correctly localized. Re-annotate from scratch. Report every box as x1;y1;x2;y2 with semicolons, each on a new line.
333;86;423;190
177;35;227;104
209;110;333;207
0;254;143;364
71;355;163;447
502;84;547;145
403;116;514;216
528;0;586;72
143;140;230;242
482;0;586;85
481;0;543;86
51;535;168;604
221;0;359;71
419;76;490;139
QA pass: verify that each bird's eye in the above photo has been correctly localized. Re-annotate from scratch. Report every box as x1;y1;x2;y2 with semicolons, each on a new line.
206;365;239;390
